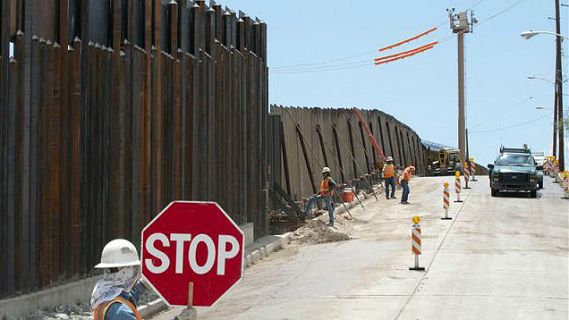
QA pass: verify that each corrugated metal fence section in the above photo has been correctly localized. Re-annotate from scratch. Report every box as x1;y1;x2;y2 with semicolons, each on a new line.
0;0;268;299
270;106;427;201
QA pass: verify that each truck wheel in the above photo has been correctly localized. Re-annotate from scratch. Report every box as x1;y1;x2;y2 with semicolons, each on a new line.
538;182;543;189
530;190;537;198
491;188;499;197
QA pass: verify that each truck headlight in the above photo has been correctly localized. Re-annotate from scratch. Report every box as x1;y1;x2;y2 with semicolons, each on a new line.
530;176;537;182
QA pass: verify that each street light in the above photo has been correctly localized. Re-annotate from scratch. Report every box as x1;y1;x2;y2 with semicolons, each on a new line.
527;75;555;84
536;105;569;112
521;30;567;40
527;75;568;84
522;26;566;171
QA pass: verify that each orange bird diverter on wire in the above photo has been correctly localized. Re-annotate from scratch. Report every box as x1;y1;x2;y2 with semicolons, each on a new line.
379;27;438;52
374;26;438;66
374;41;438;65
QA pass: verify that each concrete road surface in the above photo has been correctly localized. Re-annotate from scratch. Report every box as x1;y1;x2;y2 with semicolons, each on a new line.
153;176;568;320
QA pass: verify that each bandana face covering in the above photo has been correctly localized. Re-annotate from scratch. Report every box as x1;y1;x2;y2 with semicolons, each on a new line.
91;266;140;309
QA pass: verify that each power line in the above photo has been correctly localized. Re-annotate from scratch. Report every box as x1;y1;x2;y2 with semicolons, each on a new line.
469;112;552;134
272;58;371;73
272;61;371;74
270;50;377;70
271;0;524;74
469;84;551;129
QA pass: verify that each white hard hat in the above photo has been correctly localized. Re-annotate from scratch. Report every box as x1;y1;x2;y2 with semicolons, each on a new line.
386;157;393;162
95;239;140;269
322;167;331;173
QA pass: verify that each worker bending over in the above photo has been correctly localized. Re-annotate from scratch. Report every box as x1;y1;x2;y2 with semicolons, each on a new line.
304;167;337;227
400;166;415;205
92;239;144;320
382;157;397;199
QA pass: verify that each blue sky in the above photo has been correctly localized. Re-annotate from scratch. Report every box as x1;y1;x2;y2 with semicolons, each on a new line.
223;0;568;167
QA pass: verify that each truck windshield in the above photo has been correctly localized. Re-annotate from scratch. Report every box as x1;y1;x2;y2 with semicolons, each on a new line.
495;154;534;166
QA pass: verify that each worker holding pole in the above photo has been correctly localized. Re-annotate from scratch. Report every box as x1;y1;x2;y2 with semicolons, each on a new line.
304;167;337;227
383;156;397;199
400;166;416;205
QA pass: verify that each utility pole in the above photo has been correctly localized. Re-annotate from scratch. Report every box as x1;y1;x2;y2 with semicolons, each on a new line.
449;9;476;164
466;128;470;163
554;0;565;171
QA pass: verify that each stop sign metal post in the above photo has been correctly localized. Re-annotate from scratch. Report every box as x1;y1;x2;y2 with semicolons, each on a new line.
141;201;244;308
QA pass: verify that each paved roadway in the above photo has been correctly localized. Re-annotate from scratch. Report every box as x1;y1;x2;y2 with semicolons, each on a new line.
154;175;568;320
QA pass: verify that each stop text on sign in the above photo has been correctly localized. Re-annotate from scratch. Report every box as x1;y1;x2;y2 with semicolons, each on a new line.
145;233;240;276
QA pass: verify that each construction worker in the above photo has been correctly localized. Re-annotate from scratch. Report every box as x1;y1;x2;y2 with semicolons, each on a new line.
382;157;397;199
91;239;143;320
304;167;337;227
400;166;415;205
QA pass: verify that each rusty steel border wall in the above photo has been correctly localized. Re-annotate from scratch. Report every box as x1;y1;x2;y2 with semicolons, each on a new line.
0;0;268;299
270;106;427;201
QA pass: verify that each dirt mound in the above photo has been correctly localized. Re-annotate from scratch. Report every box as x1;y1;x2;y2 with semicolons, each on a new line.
286;213;353;245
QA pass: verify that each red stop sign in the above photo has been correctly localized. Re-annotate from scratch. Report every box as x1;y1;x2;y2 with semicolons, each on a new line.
141;201;244;307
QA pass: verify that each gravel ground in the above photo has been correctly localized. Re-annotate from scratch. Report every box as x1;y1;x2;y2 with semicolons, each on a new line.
285;210;354;245
10;283;160;320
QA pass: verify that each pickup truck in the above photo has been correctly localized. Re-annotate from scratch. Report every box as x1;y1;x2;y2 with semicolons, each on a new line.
488;152;542;198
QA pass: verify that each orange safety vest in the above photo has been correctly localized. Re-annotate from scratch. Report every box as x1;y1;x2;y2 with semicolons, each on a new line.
383;164;395;178
93;296;142;320
320;177;332;196
402;167;413;182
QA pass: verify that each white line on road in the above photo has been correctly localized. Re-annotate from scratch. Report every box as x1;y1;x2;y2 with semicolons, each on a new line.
394;188;474;320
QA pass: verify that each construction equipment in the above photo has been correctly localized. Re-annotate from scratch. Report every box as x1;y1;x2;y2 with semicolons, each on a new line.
426;147;461;176
271;182;304;222
352;108;387;162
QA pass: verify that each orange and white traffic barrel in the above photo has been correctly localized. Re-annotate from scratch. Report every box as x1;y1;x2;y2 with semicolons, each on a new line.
442;183;452;220
563;174;569;199
546;158;554;176
470;158;477;182
409;216;425;271
463;162;471;189
454;171;463;202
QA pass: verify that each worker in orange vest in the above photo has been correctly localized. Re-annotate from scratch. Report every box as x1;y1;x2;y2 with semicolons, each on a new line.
400;166;415;205
304;167;337;227
91;239;144;320
382;156;397;199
